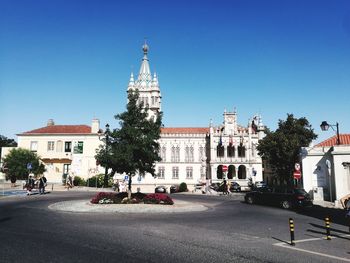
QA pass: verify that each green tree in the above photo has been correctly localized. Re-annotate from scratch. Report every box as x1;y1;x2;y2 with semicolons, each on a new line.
0;135;17;157
95;90;162;191
257;114;317;185
2;148;46;183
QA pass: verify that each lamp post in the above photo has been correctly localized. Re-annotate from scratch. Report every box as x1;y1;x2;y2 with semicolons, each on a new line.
103;124;110;188
320;121;340;145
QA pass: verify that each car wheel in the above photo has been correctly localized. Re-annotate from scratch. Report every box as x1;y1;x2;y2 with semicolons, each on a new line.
281;200;291;209
246;196;254;204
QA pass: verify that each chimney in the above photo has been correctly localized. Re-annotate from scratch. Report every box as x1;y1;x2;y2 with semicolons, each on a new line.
47;119;55;126
91;118;100;133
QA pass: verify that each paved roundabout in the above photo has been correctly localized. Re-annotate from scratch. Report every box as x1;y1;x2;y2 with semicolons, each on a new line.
48;199;208;213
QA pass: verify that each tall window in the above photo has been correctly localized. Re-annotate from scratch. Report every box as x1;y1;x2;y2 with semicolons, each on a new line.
217;145;224;157
171;146;175;162
185;146;193;162
65;142;72;152
160;146;166;162
186;167;193;179
227;146;235;157
47;141;55;151
158;167;165;179
175;146;180;162
172;167;179;179
238;146;246;158
73;141;84;154
199;146;204;161
30;141;38;152
56;141;63;152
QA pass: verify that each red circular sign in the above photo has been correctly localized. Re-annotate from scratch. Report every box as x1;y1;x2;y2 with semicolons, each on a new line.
222;165;228;172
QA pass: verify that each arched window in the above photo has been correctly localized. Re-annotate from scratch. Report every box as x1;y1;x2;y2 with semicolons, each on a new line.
227;165;235;179
175;146;180;162
238;165;246;179
217;145;224;157
189;146;194;162
171;146;175;162
238;146;246;158
217;165;223;179
185;146;189;162
227;146;235;157
160;146;166;162
199;146;204;161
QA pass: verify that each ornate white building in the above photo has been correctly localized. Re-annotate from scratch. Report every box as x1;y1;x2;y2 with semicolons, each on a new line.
1;43;265;191
127;44;265;190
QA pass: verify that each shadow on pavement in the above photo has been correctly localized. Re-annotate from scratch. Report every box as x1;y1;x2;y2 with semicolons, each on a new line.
297;205;349;227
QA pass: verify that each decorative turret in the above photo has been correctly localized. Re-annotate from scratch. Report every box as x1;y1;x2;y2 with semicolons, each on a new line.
127;72;135;91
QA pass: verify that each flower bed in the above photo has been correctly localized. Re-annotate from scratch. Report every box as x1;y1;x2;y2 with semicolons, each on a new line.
90;192;174;205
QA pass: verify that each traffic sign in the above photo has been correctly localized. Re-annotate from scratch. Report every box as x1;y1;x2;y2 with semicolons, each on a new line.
294;163;300;171
222;165;228;172
293;171;301;180
27;163;32;170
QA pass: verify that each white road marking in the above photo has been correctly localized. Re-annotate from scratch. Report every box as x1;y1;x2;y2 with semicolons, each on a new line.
273;234;350;262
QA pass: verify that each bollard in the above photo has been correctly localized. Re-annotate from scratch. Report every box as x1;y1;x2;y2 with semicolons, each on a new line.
51;184;54;191
325;217;331;240
289;218;295;246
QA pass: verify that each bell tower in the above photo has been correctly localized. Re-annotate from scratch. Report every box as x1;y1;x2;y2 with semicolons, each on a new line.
127;42;162;121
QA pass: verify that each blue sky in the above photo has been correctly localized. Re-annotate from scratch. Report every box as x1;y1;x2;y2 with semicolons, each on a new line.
1;0;349;143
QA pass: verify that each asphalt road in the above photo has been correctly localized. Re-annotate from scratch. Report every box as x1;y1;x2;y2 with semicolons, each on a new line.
0;191;349;263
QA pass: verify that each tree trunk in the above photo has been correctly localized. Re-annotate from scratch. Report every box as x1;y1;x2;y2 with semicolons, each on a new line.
127;175;132;199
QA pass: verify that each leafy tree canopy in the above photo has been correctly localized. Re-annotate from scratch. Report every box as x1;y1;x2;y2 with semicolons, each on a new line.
0;135;17;157
95;90;162;189
257;114;317;183
2;148;46;182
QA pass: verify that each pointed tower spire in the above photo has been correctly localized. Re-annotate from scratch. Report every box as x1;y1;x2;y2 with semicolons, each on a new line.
136;40;152;89
127;72;135;91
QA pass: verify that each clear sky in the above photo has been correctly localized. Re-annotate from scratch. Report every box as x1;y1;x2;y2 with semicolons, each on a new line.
1;0;349;144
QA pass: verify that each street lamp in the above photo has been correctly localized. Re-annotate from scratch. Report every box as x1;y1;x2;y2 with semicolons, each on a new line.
99;123;111;188
320;121;340;145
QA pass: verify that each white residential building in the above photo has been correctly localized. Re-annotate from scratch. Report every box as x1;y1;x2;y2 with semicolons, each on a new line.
301;134;350;207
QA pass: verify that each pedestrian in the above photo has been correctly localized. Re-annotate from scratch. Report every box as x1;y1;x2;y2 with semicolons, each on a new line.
340;194;350;217
26;174;35;196
221;179;228;195
38;174;47;195
227;180;232;195
66;173;73;190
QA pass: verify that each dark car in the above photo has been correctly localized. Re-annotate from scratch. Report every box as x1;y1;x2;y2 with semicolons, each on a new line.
244;187;313;209
210;182;241;192
170;185;179;193
155;185;167;193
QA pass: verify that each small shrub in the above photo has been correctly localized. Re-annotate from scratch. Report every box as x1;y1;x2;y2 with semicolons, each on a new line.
90;192;121;204
179;182;188;192
91;192;146;204
73;176;86;186
143;193;174;205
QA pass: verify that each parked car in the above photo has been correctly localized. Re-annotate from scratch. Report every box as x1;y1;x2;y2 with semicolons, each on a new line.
210;182;241;192
230;182;241;192
170;185;179;193
155;185;167;193
254;181;267;188
244;187;313;209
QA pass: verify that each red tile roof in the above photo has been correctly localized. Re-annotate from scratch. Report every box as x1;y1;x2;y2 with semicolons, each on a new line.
21;125;92;134
316;134;350;147
161;127;209;134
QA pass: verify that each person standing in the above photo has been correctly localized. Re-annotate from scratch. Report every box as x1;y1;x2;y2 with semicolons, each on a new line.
38;175;47;195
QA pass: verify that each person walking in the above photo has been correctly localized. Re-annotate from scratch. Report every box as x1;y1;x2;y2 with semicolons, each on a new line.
38;175;47;195
26;174;35;196
221;179;228;195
